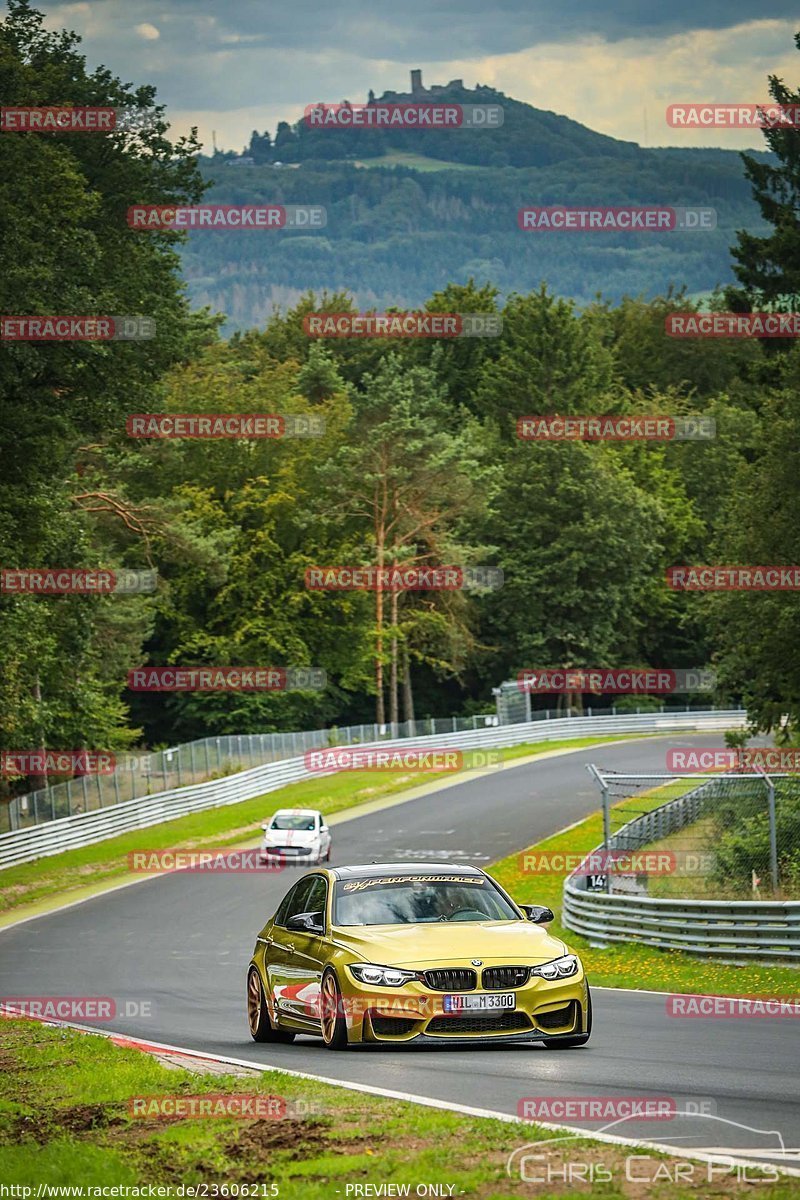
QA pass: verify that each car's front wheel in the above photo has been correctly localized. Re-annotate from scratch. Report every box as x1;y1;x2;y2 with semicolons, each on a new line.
541;987;592;1049
247;967;295;1043
320;968;349;1050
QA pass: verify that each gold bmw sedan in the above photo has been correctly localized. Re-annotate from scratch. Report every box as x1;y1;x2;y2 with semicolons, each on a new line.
247;862;591;1050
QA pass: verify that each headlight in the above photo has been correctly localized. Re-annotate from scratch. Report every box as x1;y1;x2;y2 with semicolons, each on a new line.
348;964;419;987
531;954;579;981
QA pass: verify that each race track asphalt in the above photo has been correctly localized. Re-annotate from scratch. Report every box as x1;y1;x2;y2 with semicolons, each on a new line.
1;733;797;1168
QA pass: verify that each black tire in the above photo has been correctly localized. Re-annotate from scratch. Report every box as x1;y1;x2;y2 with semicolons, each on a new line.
247;966;295;1043
320;968;349;1050
325;845;332;862
542;986;592;1049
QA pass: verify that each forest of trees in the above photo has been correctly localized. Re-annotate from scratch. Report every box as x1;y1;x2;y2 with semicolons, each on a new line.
182;147;770;329
2;2;800;802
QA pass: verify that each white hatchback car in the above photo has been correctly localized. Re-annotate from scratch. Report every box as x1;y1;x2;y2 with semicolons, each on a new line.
260;808;332;866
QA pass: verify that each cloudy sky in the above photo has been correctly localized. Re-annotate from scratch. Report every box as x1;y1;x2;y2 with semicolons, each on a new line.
41;1;799;152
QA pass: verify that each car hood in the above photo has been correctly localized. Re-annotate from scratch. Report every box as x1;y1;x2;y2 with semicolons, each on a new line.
331;921;567;966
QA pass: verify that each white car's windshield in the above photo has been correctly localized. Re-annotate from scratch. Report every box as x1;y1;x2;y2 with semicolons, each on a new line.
333;875;518;925
270;815;317;831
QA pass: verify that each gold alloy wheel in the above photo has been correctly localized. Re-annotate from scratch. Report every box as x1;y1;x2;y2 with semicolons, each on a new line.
321;972;339;1043
247;969;262;1036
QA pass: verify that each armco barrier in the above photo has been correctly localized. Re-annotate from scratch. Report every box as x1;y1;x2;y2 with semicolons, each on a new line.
563;773;800;962
563;887;800;962
0;710;745;870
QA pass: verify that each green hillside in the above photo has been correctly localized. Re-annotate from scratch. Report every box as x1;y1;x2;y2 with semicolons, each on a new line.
182;141;769;331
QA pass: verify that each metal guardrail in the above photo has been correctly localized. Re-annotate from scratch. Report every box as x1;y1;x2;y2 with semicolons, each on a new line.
563;774;800;962
563;888;800;962
3;714;503;833
4;700;723;834
0;709;745;870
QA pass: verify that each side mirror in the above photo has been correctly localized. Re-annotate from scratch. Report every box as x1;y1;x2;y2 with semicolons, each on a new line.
286;911;324;934
260;823;270;831
520;904;554;924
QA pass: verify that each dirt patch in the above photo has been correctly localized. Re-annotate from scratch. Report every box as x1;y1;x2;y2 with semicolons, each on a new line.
58;1103;124;1134
108;1116;184;1144
0;1045;19;1071
227;1118;331;1163
11;1112;54;1143
11;1102;125;1143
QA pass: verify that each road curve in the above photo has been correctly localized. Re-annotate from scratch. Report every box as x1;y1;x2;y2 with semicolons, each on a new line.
1;734;797;1167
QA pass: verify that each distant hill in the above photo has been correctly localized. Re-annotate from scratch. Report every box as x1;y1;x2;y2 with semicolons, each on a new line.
243;73;642;169
179;74;771;332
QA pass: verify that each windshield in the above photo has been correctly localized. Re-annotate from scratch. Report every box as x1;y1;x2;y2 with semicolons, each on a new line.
269;815;317;831
333;874;519;926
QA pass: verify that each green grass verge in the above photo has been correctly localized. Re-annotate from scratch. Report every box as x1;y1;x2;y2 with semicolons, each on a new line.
490;790;800;995
0;1016;793;1197
0;735;651;919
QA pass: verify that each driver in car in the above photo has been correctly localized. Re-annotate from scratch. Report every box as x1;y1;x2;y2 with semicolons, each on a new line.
433;886;476;920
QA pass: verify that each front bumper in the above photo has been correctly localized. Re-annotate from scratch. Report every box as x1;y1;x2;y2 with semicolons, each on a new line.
340;972;589;1044
261;846;321;864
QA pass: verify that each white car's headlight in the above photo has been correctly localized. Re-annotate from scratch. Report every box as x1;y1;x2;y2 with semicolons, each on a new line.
348;964;419;987
531;954;580;981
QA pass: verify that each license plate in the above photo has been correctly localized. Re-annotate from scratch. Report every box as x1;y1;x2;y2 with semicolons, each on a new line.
443;992;515;1014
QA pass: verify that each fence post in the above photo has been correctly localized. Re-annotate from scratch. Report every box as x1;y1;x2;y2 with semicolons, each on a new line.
587;764;611;894
765;776;779;893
